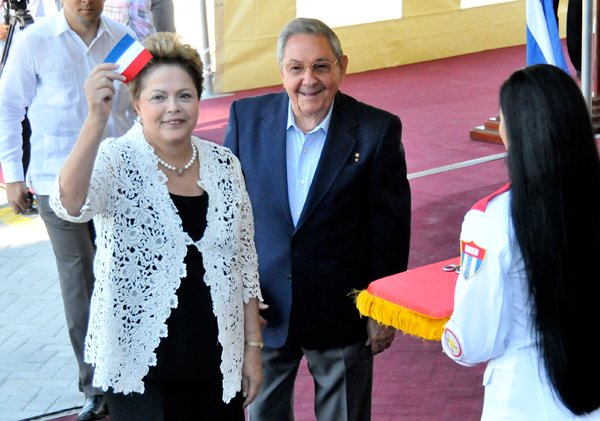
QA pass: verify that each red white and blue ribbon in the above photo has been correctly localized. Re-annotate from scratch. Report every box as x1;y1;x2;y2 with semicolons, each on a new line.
104;34;152;84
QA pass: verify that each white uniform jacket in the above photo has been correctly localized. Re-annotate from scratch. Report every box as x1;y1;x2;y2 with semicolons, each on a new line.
50;122;262;403
442;184;600;420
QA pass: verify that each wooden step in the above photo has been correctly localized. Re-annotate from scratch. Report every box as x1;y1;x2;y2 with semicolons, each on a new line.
484;119;500;130
470;126;504;145
470;116;503;145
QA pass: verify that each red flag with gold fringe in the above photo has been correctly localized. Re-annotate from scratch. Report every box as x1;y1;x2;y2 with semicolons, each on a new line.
355;257;460;341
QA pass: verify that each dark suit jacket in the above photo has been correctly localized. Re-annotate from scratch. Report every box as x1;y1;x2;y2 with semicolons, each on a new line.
224;90;411;350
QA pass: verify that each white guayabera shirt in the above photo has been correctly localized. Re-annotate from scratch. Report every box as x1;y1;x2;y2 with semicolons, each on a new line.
0;10;135;194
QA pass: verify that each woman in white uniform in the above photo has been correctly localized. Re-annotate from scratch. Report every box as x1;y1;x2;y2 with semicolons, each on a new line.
442;64;600;419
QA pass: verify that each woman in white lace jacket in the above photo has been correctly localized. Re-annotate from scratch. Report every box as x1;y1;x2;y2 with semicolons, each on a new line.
50;33;263;420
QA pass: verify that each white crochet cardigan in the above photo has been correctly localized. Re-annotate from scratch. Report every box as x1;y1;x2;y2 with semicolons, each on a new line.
50;122;262;402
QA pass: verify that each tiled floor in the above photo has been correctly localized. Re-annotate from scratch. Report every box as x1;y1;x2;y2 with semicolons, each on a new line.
0;189;84;421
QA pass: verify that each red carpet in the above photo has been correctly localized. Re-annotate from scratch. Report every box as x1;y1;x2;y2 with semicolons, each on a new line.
31;41;579;421
292;335;486;421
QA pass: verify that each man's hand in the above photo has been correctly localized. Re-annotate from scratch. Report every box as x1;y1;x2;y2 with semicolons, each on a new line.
6;181;31;215
258;302;269;328
0;24;8;41
365;317;396;355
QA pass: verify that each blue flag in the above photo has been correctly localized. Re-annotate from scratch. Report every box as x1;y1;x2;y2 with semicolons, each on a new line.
526;0;569;73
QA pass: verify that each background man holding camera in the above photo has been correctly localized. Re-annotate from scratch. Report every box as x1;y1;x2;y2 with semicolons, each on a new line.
1;0;57;215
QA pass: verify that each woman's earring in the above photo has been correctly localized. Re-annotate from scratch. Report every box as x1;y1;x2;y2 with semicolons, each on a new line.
137;116;142;124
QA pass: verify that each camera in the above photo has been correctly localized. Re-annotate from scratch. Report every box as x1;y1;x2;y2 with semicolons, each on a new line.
3;0;33;27
1;0;33;76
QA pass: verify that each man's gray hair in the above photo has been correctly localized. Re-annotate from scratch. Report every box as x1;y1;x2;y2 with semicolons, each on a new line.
277;18;343;62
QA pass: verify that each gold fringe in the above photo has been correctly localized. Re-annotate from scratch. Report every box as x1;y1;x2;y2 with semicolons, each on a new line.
355;290;449;341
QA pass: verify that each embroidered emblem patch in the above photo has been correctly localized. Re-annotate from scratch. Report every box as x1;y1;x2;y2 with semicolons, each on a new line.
444;329;462;358
460;240;486;280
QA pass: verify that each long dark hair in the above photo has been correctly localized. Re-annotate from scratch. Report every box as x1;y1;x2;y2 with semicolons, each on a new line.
500;64;600;415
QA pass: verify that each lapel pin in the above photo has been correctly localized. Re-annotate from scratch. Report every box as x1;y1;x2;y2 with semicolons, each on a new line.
355;153;360;163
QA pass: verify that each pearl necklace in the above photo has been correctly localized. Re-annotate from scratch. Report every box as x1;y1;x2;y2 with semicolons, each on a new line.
155;143;198;176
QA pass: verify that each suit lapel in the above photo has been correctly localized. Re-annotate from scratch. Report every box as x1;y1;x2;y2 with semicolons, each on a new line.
295;93;357;233
263;92;294;227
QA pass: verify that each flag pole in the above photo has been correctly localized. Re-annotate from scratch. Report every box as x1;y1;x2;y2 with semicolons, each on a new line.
596;0;600;101
200;0;215;97
199;0;232;99
582;0;594;113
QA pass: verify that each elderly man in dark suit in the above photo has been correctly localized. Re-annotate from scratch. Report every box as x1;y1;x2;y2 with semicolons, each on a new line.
224;17;411;421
